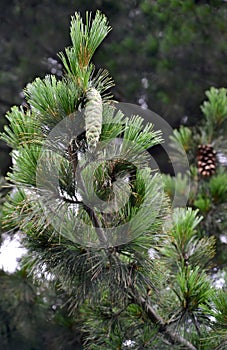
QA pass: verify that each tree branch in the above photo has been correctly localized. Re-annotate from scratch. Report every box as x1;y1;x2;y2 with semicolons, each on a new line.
214;340;227;350
82;203;108;246
61;143;108;247
130;290;197;350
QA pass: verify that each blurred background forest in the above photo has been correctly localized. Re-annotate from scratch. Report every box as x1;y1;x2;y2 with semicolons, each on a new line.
0;1;226;349
0;0;227;175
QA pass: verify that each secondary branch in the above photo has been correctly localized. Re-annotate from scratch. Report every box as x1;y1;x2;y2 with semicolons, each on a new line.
130;290;197;350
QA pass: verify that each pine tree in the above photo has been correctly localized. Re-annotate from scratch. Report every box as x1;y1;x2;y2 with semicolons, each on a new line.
164;87;227;266
1;11;227;350
163;87;227;349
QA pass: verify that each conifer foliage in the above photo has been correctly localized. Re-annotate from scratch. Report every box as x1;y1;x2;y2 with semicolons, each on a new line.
1;11;227;350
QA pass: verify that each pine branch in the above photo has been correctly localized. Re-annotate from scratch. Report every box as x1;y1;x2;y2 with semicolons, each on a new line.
214;341;227;350
82;204;108;246
130;289;197;350
61;154;108;246
77;166;108;246
53;190;108;246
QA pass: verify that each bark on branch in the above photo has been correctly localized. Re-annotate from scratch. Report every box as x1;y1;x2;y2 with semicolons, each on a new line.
130;290;197;350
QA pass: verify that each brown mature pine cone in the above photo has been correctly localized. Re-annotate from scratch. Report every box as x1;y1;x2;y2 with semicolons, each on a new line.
197;144;216;177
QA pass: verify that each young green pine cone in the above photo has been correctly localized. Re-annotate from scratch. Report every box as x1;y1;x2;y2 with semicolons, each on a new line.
85;87;103;152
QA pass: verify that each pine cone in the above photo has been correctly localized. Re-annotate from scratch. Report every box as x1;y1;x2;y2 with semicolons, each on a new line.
197;144;216;177
84;87;103;152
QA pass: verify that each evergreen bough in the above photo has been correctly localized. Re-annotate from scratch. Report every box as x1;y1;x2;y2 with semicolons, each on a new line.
1;11;226;350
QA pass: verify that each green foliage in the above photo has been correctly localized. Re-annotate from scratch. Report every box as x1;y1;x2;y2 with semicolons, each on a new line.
163;173;192;205
8;146;41;186
209;172;227;204
100;0;227;123
0;268;82;350
1;0;227;176
59;11;111;91
162;85;227;348
175;266;213;314
163;87;227;263
0;268;45;349
1;106;42;149
162;208;216;271
70;11;111;66
1;0;227;127
194;195;212;214
170;126;193;152
100;106;125;140
2;188;27;231
80;299;161;350
0;9;226;350
171;207;202;239
25;76;81;126
201;87;227;140
123;115;163;151
212;291;227;335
